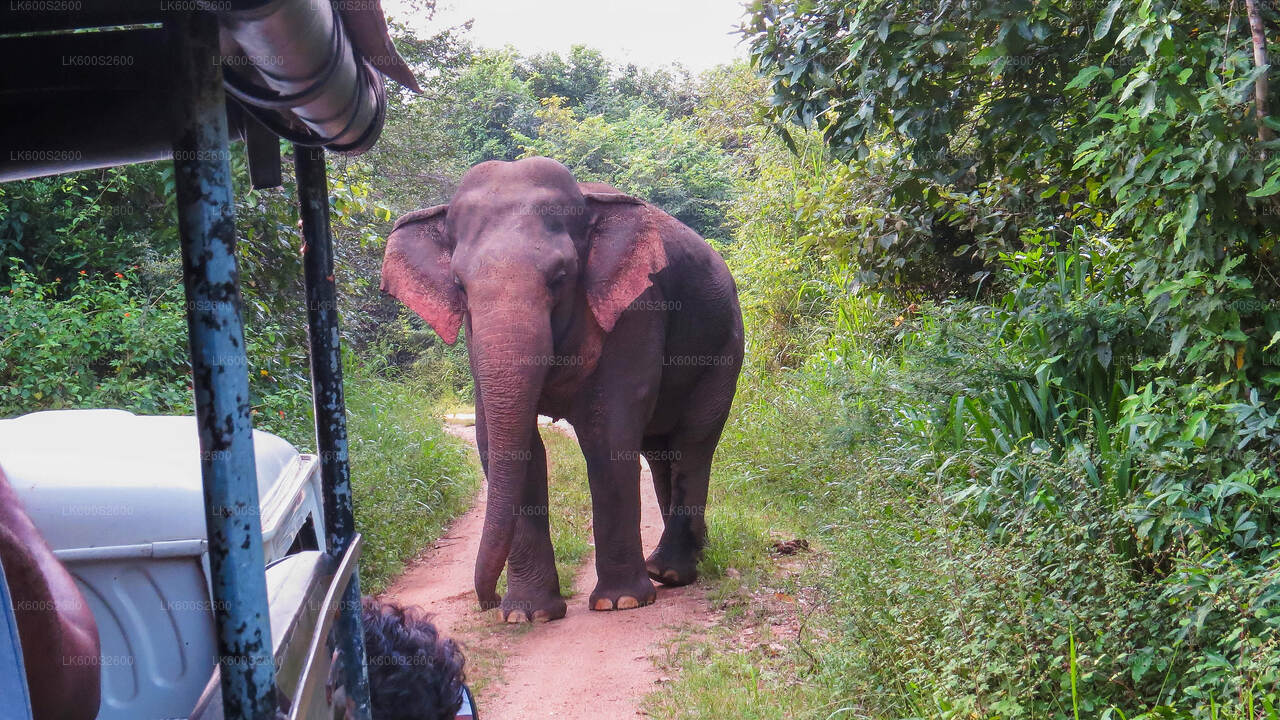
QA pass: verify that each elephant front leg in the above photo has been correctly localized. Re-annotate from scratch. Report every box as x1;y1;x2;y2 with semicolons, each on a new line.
500;428;566;622
580;437;657;611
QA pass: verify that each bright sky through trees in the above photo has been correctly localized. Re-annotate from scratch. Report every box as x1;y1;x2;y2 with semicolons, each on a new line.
386;0;750;71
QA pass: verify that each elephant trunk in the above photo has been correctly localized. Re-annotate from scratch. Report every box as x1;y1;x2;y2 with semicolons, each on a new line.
469;300;552;609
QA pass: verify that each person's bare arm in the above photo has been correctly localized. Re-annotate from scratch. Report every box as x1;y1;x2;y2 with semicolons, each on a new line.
0;466;101;720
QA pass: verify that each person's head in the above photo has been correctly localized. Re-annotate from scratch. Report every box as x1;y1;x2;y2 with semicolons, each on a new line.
360;598;465;720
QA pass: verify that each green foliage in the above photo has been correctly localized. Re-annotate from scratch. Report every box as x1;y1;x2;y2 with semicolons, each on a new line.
693;62;771;159
0;265;189;414
608;62;699;118
652;280;1278;719
518;97;736;239
440;49;542;165
745;0;1280;356
516;45;613;114
344;358;480;592
830;293;1280;717
0;164;175;287
741;2;1280;715
722;138;842;369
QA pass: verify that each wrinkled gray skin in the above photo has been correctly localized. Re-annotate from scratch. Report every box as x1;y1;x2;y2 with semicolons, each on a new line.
381;157;743;622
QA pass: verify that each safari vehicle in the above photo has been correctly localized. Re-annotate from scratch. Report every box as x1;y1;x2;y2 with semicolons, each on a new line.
0;409;331;720
0;0;476;718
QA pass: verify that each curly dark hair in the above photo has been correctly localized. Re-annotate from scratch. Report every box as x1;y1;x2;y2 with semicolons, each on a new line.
361;598;466;720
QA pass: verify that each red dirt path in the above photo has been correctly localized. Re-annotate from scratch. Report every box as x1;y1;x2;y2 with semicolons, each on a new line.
381;418;714;719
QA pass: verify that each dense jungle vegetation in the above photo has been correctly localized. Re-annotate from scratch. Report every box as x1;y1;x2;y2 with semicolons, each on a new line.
2;1;1279;717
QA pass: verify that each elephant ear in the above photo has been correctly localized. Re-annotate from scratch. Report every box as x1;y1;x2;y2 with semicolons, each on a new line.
582;192;669;333
380;205;463;344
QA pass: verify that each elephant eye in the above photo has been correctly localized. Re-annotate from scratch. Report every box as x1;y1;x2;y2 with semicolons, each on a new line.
548;269;567;288
453;275;466;294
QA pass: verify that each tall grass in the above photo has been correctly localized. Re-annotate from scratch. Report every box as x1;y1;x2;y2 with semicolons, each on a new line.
646;246;1279;718
344;360;480;592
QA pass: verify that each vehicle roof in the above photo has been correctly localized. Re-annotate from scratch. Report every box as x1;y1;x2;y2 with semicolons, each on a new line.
0;409;300;551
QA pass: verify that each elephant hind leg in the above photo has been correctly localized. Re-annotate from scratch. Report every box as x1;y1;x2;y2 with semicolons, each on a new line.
646;356;739;587
645;431;720;586
642;434;673;519
642;435;682;584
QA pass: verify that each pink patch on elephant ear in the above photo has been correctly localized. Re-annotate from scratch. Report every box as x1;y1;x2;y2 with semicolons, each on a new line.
582;192;669;333
380;205;464;344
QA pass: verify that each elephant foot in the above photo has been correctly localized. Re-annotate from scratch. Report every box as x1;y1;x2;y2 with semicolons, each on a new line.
499;591;566;623
645;546;699;587
589;574;657;611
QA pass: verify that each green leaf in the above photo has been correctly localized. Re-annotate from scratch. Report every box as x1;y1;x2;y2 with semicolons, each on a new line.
1119;70;1150;103
1096;342;1113;369
779;126;799;155
1176;194;1200;242
1138;83;1157;117
1247;174;1280;197
1066;66;1104;91
1131;649;1154;684
972;44;1008;66
1094;0;1124;40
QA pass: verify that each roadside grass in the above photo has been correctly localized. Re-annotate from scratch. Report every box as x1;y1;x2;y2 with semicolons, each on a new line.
651;639;822;720
541;425;596;595
345;362;481;593
700;373;822;579
647;365;1079;720
646;362;1280;720
645;369;853;720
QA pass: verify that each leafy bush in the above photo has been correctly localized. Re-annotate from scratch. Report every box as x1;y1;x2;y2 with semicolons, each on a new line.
746;0;1280;386
0;164;176;288
0;265;190;415
517;98;736;240
741;2;1280;715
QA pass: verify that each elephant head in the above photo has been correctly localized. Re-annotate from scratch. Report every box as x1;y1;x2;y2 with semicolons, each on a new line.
380;157;667;607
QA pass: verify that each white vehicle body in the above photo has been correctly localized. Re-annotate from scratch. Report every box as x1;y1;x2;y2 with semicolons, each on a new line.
0;409;326;720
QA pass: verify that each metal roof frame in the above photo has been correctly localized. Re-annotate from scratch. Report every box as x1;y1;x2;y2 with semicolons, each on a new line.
0;1;420;716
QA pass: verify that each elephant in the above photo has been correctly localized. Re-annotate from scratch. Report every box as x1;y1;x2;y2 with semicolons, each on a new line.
381;157;744;622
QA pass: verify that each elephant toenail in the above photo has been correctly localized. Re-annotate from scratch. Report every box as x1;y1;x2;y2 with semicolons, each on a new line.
532;609;551;622
616;595;640;609
592;598;614;611
662;569;680;582
506;610;528;623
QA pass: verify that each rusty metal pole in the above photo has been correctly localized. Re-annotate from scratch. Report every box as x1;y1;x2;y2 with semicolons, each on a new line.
295;145;372;720
169;10;275;720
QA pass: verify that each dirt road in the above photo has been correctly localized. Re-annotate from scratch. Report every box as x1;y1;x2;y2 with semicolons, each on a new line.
382;417;714;719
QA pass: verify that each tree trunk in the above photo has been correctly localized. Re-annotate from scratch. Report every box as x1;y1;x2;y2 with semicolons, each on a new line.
1246;0;1273;142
